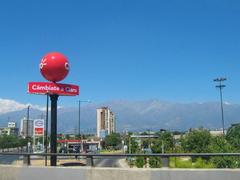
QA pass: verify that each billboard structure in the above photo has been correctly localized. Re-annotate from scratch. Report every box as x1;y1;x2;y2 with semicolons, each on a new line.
28;52;79;166
34;119;44;136
33;119;45;153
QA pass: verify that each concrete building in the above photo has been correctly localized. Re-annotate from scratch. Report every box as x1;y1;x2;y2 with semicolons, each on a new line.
210;129;224;136
96;107;116;138
8;122;17;128
0;122;19;136
20;117;34;138
0;127;19;136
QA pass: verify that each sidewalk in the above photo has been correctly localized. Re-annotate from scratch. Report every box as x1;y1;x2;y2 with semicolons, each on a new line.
118;158;130;168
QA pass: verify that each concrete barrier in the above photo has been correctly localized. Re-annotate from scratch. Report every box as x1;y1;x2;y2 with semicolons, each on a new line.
0;165;240;180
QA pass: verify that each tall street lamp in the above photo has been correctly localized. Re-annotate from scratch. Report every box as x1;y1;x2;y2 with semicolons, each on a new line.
26;105;30;152
23;105;31;165
213;77;227;135
78;100;91;152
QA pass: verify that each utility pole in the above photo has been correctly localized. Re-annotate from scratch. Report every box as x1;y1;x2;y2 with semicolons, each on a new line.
23;105;31;166
148;129;151;149
78;100;91;153
26;105;30;152
213;77;227;135
129;135;131;154
78;100;81;152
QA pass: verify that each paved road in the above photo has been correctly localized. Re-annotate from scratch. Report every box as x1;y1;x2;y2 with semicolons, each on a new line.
0;155;19;164
0;155;123;167
93;158;122;167
0;148;23;165
0;149;124;167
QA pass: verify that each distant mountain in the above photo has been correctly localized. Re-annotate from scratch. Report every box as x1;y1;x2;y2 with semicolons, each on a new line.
98;100;240;132
0;99;240;133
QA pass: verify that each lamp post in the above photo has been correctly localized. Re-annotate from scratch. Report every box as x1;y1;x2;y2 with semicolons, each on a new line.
213;77;227;135
26;105;30;152
23;105;31;166
148;129;151;149
160;129;166;154
78;100;91;153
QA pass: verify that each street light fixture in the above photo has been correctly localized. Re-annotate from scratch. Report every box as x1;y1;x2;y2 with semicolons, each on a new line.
26;105;30;152
23;105;31;165
213;77;227;135
78;100;91;153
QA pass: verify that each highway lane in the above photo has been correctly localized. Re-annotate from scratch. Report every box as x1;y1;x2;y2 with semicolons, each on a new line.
0;148;125;167
0;148;24;165
0;155;20;164
93;158;122;167
0;155;124;167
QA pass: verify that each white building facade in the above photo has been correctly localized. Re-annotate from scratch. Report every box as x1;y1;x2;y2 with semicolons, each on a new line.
20;118;34;138
96;107;116;138
8;122;17;128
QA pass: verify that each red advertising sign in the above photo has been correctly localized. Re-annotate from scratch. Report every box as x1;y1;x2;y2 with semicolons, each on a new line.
28;82;79;96
35;128;44;136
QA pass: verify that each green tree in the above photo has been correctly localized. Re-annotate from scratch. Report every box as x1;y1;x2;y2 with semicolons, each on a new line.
141;131;149;135
208;136;240;168
19;138;28;147
149;131;173;168
226;124;240;150
181;129;211;153
129;138;139;153
122;132;140;154
0;135;27;149
142;139;150;149
104;133;122;149
151;131;174;153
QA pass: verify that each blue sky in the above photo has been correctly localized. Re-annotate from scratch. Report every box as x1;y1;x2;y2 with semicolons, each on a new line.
0;0;240;106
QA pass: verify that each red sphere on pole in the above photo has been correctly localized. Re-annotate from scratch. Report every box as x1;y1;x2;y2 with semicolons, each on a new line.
40;52;70;82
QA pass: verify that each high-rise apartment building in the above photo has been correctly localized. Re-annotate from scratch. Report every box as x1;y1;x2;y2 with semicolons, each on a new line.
20;117;34;138
96;107;116;138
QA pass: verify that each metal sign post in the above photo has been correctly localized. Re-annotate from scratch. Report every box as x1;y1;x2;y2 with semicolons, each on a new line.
50;94;58;166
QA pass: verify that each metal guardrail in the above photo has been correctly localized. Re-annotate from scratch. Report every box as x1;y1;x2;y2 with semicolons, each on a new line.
2;152;240;156
1;152;240;167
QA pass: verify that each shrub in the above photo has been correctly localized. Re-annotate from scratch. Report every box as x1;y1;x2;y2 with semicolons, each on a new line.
135;157;145;168
193;158;215;168
149;157;162;168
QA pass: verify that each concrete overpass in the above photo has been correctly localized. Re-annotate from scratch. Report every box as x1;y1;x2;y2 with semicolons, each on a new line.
0;165;240;180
